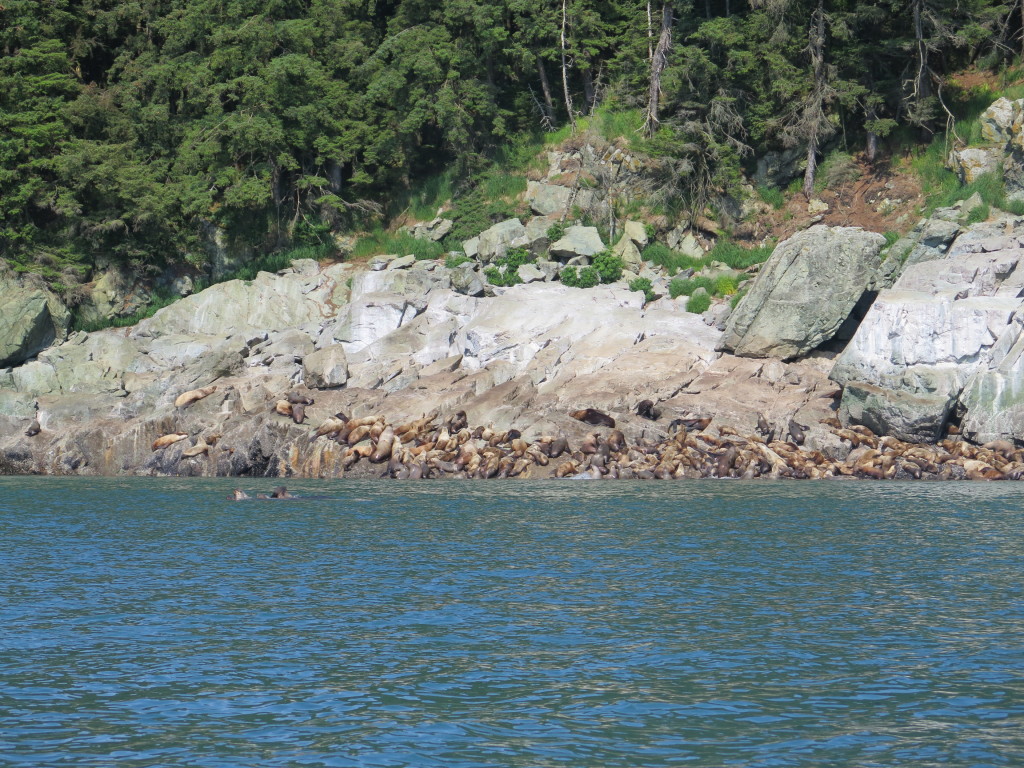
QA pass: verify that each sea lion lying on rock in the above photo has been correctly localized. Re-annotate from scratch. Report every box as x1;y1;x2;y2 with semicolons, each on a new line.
570;408;616;428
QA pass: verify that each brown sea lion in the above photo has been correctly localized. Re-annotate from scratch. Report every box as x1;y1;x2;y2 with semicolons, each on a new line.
174;385;217;409
152;433;189;451
271;486;294;499
571;408;616;428
291;403;306;425
287;391;314;405
25;418;40;437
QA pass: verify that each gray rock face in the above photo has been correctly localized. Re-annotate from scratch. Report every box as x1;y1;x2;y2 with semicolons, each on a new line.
450;263;486;296
839;380;956;444
76;268;151;327
549;226;605;261
720;225;886;360
0;271;70;368
525;181;573;216
476;219;528;263
832;214;1024;441
303;344;349;388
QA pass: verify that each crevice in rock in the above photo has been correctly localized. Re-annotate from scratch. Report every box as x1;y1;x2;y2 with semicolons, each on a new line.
813;289;878;356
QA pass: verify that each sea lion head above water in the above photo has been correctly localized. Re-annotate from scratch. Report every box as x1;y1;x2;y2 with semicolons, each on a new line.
229;489;250;500
271;486;294;499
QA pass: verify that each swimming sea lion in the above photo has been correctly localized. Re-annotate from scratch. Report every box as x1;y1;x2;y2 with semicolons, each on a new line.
271;486;294;498
570;408;616;428
174;385;217;409
229;489;250;500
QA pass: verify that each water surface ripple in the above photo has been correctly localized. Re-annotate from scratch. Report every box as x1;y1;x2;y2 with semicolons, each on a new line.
1;478;1022;767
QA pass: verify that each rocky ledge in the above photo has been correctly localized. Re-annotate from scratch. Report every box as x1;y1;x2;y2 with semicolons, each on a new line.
2;205;1024;480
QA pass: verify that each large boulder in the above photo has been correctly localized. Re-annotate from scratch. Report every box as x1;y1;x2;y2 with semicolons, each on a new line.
303;344;349;388
476;219;529;263
720;225;886;360
525;182;573;216
549;226;605;261
0;270;70;367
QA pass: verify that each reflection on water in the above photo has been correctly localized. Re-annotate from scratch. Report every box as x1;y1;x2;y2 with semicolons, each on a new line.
1;478;1022;767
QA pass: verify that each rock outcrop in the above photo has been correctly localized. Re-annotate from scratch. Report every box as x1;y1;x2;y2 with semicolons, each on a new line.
0;269;70;368
720;225;886;360
831;215;1024;442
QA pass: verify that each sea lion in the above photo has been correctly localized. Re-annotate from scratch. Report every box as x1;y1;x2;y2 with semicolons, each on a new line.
174;385;217;409
636;399;660;421
152;433;189;451
291;403;306;425
25;418;40;437
571;408;616;428
181;438;210;457
287;391;314;405
271;486;294;498
787;420;806;446
229;489;250;500
274;400;293;417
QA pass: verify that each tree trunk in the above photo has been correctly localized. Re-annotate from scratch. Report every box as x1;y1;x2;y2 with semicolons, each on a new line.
801;0;826;198
865;104;878;163
560;0;575;129
647;1;654;60
537;57;557;126
913;0;932;135
581;64;596;113
643;3;673;138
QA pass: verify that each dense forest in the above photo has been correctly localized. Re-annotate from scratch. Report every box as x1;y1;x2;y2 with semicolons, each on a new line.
1;0;1020;293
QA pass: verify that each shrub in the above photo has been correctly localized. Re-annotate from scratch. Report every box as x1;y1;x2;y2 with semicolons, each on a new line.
445;253;471;269
644;223;657;241
818;151;861;190
484;247;535;286
576;266;600;288
642;242;703;275
686;292;712;314
629;277;656;304
592;250;624;284
730;287;748;309
351;229;445;261
546;222;566;242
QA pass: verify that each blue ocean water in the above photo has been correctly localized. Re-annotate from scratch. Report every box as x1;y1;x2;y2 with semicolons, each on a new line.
1;478;1022;767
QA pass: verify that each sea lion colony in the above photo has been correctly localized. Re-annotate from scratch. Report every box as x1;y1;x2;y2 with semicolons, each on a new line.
150;391;1024;481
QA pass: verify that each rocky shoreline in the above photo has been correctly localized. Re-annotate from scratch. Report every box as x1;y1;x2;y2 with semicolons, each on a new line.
5;99;1024;480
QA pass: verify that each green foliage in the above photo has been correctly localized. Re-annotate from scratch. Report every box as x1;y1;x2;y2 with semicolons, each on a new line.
757;186;786;210
883;231;901;248
629;277;655;304
560;264;600;288
546;223;566;243
730;288;749;309
686;292;712;314
965;203;990;224
445;253;472;269
669;276;714;299
592;251;624;284
351;230;445;261
713;275;739;296
706;239;774;270
485;247;534;286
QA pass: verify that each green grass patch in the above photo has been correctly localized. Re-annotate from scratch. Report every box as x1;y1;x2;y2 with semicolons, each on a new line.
757;185;785;209
669;275;715;299
72;289;179;333
351;229;446;261
686;292;712;314
706;239;774;269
